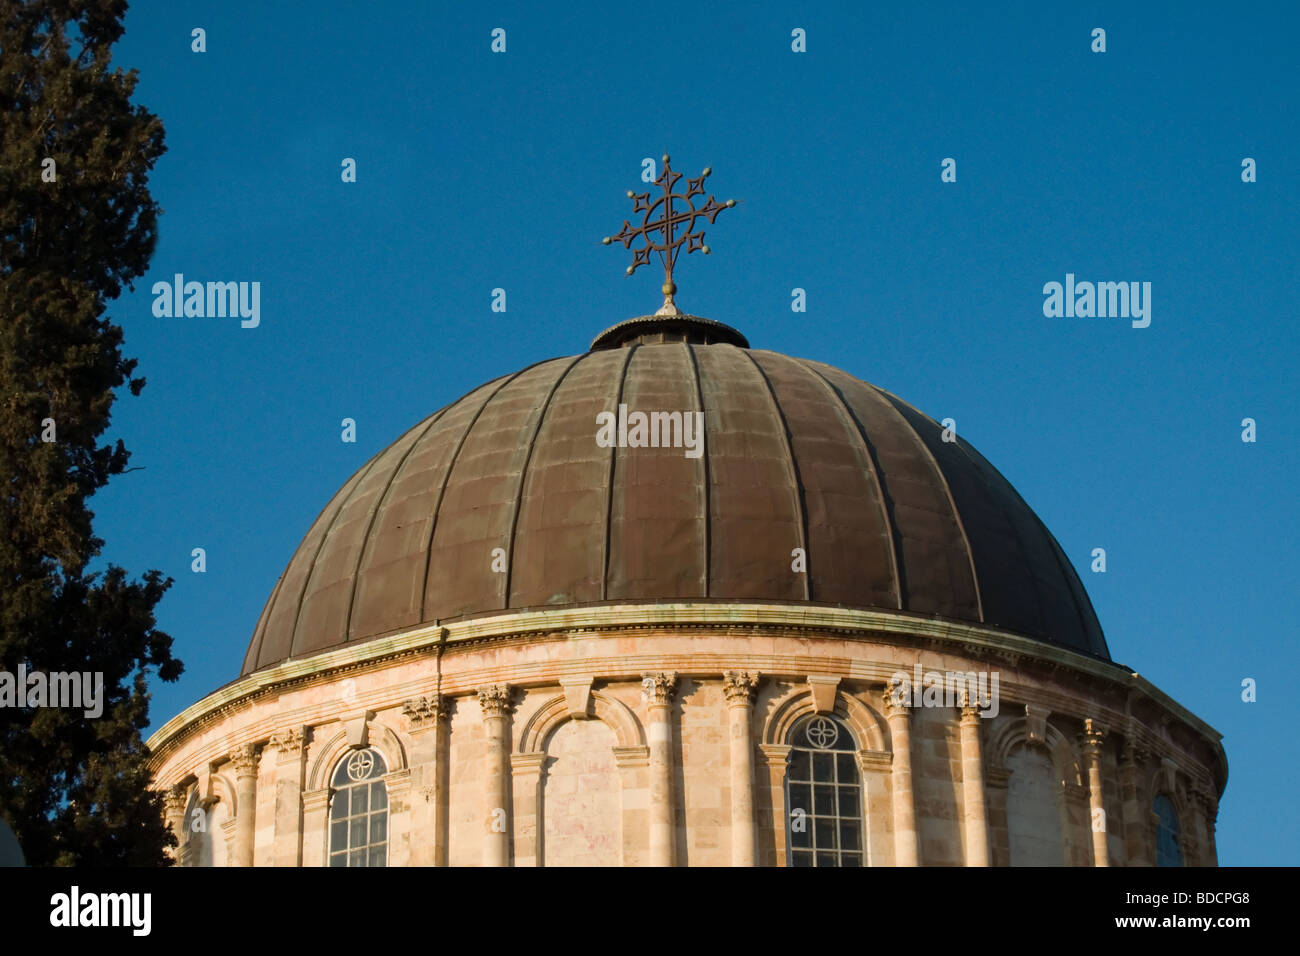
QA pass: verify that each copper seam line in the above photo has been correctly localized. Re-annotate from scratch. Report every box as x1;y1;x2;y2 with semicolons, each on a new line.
684;341;710;597
342;399;459;643
285;447;391;663
416;363;544;624
600;344;639;601
742;350;811;601
803;362;905;610
879;387;1053;642
502;351;590;608
955;436;1107;658
863;383;984;623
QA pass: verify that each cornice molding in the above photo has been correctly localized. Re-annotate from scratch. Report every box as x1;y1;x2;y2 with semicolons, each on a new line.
147;601;1224;785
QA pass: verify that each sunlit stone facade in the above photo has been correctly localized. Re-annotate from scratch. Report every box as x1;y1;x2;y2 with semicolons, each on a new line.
149;603;1224;867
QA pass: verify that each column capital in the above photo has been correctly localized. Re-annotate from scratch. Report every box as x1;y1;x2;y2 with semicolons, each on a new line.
883;676;912;717
958;687;983;722
722;671;760;705
402;694;446;728
641;672;678;706
476;684;513;719
162;784;189;817
269;726;306;756
228;743;261;778
1121;739;1151;767
1079;718;1106;756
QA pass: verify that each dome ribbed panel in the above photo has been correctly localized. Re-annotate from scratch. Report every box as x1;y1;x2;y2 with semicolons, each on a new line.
291;423;428;661
696;346;804;601
508;348;626;608
751;351;898;609
347;377;507;644
423;358;574;623
606;344;707;599
807;362;982;622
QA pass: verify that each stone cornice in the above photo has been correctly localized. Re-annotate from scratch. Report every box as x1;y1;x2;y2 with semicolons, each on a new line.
146;601;1225;785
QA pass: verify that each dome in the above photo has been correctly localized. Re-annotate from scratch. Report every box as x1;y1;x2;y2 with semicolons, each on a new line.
241;317;1108;676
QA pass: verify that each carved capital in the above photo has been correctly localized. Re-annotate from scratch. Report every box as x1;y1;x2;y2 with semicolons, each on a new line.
476;684;513;719
228;743;261;778
270;727;306;756
1189;785;1217;817
957;686;983;721
722;671;759;705
640;672;677;706
1121;739;1147;768
883;676;912;717
163;785;189;817
1078;718;1105;758
402;695;445;727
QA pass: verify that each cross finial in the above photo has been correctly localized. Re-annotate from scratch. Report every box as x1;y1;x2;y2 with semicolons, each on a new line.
602;154;738;316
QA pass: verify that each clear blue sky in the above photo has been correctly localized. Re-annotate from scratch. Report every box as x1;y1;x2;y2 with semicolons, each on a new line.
93;1;1297;864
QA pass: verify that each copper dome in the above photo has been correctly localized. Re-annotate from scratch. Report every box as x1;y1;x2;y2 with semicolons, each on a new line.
241;319;1108;675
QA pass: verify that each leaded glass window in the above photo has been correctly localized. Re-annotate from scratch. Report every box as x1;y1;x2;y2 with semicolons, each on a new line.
328;748;388;867
1154;794;1183;867
785;714;863;867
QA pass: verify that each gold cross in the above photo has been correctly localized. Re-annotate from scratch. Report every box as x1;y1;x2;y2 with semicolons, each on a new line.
603;154;737;316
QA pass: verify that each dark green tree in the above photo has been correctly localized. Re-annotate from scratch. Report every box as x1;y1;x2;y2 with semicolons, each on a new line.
0;0;182;865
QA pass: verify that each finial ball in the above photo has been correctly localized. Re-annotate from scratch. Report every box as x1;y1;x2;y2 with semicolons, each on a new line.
702;245;711;254
725;199;736;207
702;167;712;176
626;190;635;198
626;266;634;275
602;237;611;245
662;281;676;296
662;153;670;163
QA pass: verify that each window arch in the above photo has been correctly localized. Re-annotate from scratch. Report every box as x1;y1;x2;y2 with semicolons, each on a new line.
328;748;389;867
1153;794;1183;867
785;713;863;866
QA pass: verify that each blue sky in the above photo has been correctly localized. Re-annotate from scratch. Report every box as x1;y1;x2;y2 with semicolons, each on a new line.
93;1;1297;864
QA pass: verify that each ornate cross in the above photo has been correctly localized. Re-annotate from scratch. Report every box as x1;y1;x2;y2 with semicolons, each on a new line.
603;154;738;316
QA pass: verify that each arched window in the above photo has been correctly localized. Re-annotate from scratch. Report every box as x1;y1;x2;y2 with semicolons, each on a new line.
785;714;863;866
1153;794;1183;867
328;748;388;867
